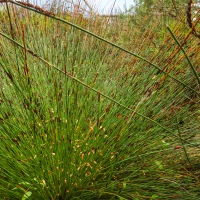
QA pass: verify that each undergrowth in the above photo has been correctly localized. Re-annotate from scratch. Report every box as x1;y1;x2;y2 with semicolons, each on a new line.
0;0;199;199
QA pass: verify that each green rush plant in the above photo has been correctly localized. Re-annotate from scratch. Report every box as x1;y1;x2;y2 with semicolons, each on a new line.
0;0;199;199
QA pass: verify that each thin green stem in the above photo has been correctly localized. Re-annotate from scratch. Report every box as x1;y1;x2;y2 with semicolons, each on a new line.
2;0;199;96
167;26;200;85
0;31;174;134
176;117;192;167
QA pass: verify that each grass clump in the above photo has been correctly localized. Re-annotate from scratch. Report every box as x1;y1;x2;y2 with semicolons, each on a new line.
0;1;199;199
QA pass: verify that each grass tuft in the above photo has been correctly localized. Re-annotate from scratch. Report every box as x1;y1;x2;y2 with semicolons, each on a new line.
0;1;199;199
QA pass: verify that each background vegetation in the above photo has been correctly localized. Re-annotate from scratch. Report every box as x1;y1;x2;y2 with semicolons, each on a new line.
0;0;199;199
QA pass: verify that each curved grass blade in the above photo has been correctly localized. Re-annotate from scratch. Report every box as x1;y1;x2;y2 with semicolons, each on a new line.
0;31;174;134
167;26;200;85
1;0;199;97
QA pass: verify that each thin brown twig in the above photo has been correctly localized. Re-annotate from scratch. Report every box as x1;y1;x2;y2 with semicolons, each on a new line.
187;0;200;39
0;0;56;16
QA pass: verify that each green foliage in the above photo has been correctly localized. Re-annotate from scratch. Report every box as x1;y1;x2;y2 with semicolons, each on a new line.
0;0;199;199
22;191;32;200
132;0;189;17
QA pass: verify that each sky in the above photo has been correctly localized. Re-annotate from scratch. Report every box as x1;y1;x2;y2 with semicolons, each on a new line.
14;0;135;15
37;0;135;14
85;0;135;14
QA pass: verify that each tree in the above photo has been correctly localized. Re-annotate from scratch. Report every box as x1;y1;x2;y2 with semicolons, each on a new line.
131;0;189;17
